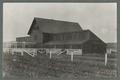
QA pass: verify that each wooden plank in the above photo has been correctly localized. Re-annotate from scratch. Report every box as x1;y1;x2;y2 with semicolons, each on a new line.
105;53;108;66
71;52;73;61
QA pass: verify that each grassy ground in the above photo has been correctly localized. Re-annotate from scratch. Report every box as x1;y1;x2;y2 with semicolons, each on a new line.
3;51;117;80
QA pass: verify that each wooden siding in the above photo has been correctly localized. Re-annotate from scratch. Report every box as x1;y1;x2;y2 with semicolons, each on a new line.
30;28;43;43
83;40;106;54
43;31;89;42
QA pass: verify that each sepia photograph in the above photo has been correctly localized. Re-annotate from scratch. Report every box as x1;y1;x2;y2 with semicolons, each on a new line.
3;3;117;80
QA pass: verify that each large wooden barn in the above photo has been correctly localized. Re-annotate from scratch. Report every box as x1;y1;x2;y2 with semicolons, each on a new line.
16;17;106;54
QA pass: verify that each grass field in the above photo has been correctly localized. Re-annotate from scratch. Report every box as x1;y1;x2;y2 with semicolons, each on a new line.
3;50;117;80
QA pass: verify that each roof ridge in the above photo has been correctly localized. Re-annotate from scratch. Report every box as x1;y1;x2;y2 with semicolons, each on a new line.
34;17;78;24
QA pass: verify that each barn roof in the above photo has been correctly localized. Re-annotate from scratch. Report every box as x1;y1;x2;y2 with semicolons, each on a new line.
28;17;82;35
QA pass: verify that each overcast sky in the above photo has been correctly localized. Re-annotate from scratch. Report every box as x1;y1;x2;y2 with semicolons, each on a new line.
3;3;117;43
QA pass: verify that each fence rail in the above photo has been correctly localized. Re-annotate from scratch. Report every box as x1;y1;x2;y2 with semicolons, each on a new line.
3;47;117;66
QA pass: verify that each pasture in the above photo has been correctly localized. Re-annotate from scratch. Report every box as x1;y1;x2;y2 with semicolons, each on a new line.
3;48;117;80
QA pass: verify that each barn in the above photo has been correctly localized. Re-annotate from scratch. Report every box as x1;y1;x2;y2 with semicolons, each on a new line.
16;17;106;54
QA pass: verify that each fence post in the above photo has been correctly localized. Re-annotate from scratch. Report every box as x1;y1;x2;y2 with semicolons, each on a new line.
21;50;24;56
66;49;68;55
50;51;52;59
110;49;111;53
105;53;108;66
71;52;73;61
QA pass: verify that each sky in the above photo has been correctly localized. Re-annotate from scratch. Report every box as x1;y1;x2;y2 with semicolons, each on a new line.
3;3;117;43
